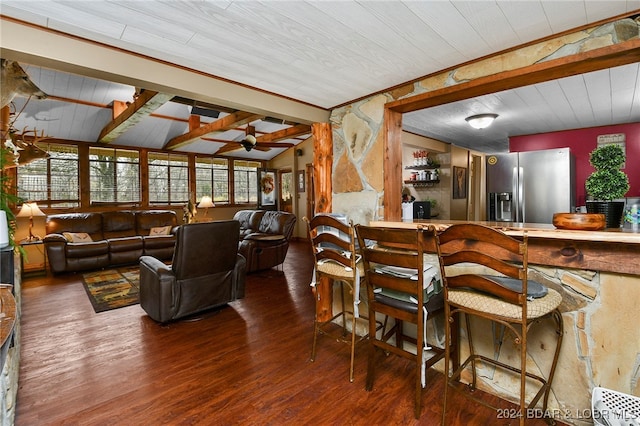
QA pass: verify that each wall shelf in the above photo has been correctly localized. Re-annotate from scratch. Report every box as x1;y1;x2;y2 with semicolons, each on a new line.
404;179;440;188
405;165;439;170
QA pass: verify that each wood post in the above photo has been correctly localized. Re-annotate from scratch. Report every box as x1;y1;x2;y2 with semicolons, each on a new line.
384;108;403;221
311;122;333;322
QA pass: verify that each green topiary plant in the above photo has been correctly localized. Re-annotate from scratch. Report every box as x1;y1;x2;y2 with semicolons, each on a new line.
585;144;629;201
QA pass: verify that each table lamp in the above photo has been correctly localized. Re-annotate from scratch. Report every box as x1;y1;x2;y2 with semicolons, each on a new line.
16;202;46;242
198;196;215;218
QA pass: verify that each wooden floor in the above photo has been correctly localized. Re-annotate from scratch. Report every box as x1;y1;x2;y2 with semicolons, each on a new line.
16;241;563;425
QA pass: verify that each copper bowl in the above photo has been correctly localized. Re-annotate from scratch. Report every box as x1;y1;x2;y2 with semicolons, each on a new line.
552;213;606;230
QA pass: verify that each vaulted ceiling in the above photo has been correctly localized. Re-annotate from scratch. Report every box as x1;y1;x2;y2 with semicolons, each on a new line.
1;1;639;158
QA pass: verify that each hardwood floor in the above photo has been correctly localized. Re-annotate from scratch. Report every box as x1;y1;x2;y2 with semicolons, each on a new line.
17;241;563;425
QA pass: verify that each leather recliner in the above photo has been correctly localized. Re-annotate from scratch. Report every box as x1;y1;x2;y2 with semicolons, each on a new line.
234;210;296;273
139;220;246;323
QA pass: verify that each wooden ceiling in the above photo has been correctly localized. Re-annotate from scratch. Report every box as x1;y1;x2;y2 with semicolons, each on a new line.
1;2;639;156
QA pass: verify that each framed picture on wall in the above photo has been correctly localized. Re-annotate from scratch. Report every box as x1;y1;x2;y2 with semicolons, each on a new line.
453;166;467;199
297;170;305;193
258;168;278;209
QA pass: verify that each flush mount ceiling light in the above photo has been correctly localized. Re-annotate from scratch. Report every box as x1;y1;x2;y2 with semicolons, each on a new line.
465;113;498;129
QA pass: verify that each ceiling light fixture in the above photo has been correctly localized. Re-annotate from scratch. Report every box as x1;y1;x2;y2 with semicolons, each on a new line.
240;134;257;152
465;113;498;129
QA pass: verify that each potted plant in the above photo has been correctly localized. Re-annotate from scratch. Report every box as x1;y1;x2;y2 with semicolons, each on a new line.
1;144;15;248
426;198;438;218
585;144;629;228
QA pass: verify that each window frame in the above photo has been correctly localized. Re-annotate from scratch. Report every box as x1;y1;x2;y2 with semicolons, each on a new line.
147;152;190;206
16;143;80;208
88;146;141;206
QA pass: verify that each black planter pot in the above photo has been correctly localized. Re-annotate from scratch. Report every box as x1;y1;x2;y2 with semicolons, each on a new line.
586;201;625;228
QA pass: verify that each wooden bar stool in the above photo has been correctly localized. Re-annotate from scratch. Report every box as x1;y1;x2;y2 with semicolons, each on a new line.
434;223;564;425
304;214;376;382
355;224;454;419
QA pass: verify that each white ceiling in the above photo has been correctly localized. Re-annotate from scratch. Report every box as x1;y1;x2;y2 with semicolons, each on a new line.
1;1;639;157
404;62;640;153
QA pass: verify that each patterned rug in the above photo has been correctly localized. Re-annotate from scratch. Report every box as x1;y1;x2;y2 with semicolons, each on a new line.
82;266;140;313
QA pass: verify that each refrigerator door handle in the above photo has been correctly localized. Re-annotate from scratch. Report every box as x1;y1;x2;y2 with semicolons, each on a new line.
512;166;524;222
512;167;518;222
518;166;524;223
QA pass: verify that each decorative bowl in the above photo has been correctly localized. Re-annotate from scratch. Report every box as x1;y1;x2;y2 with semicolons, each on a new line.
552;213;606;230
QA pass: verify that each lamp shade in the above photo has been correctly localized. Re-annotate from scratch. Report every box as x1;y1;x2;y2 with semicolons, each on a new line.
465;114;498;129
198;196;215;209
16;202;46;218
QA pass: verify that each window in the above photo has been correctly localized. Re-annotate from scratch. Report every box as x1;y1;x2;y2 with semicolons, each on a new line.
195;156;229;204
89;147;140;205
148;152;188;205
233;160;260;204
17;143;79;208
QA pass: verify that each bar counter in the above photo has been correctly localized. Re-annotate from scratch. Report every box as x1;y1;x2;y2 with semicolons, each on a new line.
371;219;640;276
368;219;640;425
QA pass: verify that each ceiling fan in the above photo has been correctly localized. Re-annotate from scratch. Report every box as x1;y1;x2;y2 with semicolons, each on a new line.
234;125;271;152
213;122;308;155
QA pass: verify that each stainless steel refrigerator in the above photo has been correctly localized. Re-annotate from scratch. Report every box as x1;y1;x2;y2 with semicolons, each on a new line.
486;147;576;224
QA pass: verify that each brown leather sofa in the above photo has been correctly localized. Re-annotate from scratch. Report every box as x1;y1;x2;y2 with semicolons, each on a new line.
43;210;177;274
139;220;246;323
233;210;296;272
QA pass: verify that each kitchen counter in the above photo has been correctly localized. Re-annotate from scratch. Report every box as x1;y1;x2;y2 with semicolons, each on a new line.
371;219;640;243
370;219;640;276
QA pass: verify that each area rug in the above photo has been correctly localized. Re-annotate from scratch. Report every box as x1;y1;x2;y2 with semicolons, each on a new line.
82;266;140;313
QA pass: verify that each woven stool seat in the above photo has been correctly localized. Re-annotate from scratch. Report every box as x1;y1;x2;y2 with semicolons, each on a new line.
449;287;562;320
316;260;364;279
435;223;564;426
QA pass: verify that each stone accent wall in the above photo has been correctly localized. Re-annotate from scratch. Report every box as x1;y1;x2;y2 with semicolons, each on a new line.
329;17;639;223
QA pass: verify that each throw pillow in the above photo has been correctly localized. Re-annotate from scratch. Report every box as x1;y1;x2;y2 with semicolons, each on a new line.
149;225;171;236
63;232;93;243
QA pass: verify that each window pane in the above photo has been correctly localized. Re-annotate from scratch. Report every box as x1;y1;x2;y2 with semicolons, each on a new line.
170;165;188;203
148;153;187;205
233;160;260;204
17;143;79;207
89;147;140;204
196;156;229;204
116;162;140;202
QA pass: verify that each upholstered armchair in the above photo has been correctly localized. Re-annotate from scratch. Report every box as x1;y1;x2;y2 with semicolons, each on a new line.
139;220;246;323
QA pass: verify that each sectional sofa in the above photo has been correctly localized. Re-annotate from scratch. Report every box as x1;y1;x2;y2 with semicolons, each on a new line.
43;210;177;274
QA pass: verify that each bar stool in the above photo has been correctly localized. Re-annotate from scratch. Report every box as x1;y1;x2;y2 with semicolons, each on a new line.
304;214;374;382
355;224;453;419
434;223;564;425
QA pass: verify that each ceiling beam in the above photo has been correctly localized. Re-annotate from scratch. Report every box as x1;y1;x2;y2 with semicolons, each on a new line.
97;90;173;143
386;38;640;113
256;124;311;143
164;111;262;150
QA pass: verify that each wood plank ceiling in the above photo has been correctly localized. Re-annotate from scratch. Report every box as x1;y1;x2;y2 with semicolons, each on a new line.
1;1;639;157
